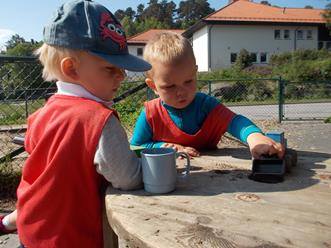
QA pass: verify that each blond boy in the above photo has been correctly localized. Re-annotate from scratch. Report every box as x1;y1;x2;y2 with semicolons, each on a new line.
131;32;284;159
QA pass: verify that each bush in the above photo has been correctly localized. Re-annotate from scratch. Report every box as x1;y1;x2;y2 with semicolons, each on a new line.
198;66;258;81
244;65;273;77
270;49;331;66
199;49;331;82
212;81;248;102
235;49;252;70
272;57;331;81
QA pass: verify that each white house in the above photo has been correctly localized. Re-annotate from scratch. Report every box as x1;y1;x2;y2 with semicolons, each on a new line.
182;0;331;71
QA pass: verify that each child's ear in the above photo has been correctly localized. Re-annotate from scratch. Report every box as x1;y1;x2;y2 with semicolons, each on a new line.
61;57;79;81
145;78;157;92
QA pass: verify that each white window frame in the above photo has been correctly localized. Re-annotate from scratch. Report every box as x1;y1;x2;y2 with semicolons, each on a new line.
326;41;331;50
260;52;267;63
250;53;257;63
274;30;281;39
137;47;143;56
296;30;304;40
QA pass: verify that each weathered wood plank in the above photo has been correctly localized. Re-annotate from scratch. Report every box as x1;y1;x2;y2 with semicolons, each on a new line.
105;149;331;248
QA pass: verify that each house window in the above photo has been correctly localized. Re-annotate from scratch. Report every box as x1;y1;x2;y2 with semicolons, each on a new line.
260;52;267;63
250;53;257;63
318;41;324;50
326;41;331;50
284;30;290;39
306;30;313;39
274;30;281;39
296;30;303;40
137;47;143;56
230;53;237;63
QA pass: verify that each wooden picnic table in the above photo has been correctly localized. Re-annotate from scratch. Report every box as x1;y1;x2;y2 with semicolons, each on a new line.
104;148;331;248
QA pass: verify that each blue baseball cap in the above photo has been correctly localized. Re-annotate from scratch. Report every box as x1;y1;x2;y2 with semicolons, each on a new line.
43;0;151;72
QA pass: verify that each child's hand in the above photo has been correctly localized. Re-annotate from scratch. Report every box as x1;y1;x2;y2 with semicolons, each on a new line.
246;133;285;159
162;143;200;157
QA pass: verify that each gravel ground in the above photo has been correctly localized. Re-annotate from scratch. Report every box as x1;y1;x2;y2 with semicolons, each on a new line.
281;121;331;154
1;120;330;247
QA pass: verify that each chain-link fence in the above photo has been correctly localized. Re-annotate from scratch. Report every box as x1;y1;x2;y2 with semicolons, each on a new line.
0;56;149;168
1;55;331;172
281;80;331;121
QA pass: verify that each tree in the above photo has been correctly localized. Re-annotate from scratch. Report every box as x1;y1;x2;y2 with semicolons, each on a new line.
5;34;26;50
135;4;145;22
304;5;313;9
260;1;271;6
1;37;46;97
144;0;161;20
235;49;251;70
6;42;40;57
177;0;214;29
116;0;214;36
159;0;176;27
121;16;137;37
124;7;136;21
134;0;174;32
323;1;331;34
114;9;125;21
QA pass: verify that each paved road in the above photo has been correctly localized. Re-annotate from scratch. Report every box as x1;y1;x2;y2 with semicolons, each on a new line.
229;102;331;120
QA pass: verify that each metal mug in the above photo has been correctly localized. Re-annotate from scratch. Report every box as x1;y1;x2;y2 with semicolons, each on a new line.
141;148;190;194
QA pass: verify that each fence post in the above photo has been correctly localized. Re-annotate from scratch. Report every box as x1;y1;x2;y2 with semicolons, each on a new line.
278;77;284;123
208;81;212;95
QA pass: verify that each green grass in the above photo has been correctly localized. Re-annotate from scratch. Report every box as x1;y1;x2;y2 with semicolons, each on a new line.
324;117;331;123
0;100;44;125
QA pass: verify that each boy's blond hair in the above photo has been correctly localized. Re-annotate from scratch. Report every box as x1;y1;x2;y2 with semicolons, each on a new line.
34;43;80;82
143;32;195;75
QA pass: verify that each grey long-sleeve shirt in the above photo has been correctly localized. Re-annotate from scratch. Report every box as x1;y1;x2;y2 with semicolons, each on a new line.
95;115;142;190
56;81;142;190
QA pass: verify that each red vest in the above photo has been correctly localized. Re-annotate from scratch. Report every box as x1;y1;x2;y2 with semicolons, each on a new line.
17;95;115;248
145;98;235;149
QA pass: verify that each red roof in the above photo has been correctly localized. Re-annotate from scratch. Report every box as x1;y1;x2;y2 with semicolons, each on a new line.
127;29;185;44
205;0;326;24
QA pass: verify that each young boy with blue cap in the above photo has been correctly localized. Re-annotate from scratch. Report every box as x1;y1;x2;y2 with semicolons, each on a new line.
0;0;151;247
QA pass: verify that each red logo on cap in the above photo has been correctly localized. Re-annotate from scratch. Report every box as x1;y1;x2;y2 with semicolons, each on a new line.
100;12;127;50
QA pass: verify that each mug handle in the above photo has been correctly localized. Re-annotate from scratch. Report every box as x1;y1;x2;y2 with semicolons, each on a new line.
176;152;190;177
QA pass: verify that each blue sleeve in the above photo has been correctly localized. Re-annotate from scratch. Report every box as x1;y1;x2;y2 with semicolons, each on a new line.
227;114;263;143
130;108;165;148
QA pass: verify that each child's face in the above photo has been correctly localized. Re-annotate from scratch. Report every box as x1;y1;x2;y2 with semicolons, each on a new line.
74;52;126;101
148;57;197;109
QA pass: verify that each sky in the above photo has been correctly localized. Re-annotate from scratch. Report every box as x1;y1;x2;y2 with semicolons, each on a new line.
0;0;329;50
